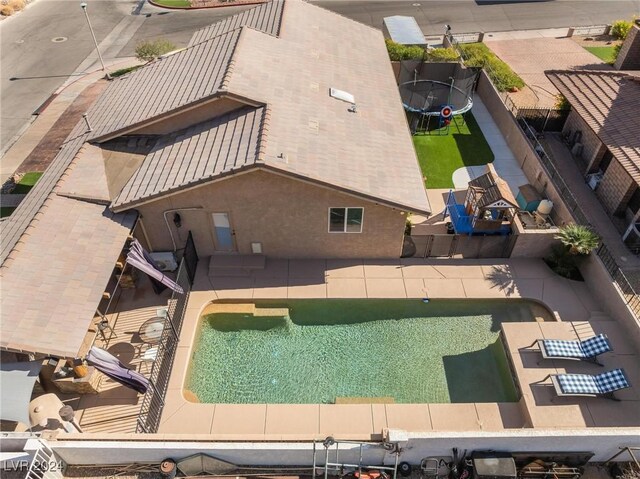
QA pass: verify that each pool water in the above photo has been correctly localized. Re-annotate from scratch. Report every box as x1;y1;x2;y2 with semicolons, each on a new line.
187;299;551;404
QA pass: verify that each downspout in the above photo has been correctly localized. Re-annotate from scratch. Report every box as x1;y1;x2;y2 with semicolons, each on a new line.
163;207;203;252
136;215;153;252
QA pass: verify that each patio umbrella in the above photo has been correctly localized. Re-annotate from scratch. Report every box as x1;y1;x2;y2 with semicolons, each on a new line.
86;346;149;394
126;239;184;294
0;361;42;426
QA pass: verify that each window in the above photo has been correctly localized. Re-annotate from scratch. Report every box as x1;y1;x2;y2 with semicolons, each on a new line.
329;207;363;233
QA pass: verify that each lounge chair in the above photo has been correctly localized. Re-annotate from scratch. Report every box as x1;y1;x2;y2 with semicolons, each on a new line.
550;368;630;401
535;334;612;366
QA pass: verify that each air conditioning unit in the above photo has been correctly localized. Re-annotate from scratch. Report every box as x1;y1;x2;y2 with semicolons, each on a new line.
148;252;178;272
586;171;603;190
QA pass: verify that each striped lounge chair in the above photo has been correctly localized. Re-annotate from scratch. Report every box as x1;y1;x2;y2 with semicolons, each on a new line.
536;334;612;366
550;368;630;401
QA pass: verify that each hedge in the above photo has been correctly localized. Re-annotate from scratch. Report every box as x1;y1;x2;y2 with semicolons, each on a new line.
458;43;525;92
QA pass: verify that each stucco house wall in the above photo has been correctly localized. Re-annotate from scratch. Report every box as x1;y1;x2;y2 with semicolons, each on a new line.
135;169;409;259
596;158;636;215
562;110;605;174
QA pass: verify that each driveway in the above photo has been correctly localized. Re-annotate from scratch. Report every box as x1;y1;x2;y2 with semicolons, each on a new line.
485;37;612;108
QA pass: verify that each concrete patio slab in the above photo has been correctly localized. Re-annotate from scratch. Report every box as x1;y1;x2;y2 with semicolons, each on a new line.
385;404;432;431
371;404;388;433
403;278;427;298
432;264;485;279
399;262;445;279
252;258;289;279
502;322;544;353
462;278;507;298
366;278;406;298
326;259;365;278
160;402;215;434
572;321;638;355
475;402;525;430
538;321;579;340
265;404;320;435
430;404;481;431
253;277;289;299
423;278;466;298
287;277;327;298
211;404;267;434
288;259;327;279
319;405;374;436
326;278;367;298
542;277;589;321
363;259;404;278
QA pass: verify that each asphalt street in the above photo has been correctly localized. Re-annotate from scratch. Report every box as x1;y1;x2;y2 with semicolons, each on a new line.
1;0;639;155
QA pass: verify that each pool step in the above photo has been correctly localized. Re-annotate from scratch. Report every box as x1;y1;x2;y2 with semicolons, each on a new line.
253;307;289;317
335;397;395;404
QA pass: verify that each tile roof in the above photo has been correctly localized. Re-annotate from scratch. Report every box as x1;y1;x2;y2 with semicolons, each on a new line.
107;1;430;214
113;106;264;208
0;120;88;265
547;70;640;182
188;0;283;46
86;28;241;141
0;193;136;358
57;143;111;204
0;121;136;358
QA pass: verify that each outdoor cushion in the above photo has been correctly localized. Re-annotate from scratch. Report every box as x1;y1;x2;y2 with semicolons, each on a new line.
541;334;611;359
555;368;629;395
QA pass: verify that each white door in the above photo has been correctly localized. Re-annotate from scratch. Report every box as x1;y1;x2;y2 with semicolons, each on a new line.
211;213;235;251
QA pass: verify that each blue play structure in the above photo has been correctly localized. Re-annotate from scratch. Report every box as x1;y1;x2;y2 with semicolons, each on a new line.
443;165;518;235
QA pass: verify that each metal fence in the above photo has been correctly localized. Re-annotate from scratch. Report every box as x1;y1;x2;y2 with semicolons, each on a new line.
136;256;194;433
409;234;514;259
515;107;570;132
516;117;640;319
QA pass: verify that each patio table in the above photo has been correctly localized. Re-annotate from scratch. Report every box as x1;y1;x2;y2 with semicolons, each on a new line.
138;317;166;345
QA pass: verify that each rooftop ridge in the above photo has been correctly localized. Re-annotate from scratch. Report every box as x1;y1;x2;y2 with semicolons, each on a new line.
255;105;271;163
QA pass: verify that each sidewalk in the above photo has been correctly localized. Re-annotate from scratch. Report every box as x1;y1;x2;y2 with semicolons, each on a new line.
0;58;139;183
452;96;528;195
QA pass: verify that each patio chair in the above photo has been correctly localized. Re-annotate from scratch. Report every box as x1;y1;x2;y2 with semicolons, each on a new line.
533;334;612;366
549;368;630;401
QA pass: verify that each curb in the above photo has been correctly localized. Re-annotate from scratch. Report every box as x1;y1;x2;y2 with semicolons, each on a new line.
147;0;266;10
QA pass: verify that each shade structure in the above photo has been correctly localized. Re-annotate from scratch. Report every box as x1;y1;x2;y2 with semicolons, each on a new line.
86;346;149;394
126;239;184;294
0;361;43;426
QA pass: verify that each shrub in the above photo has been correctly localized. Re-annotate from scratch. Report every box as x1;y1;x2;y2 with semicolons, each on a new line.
459;43;525;92
110;65;143;78
8;0;24;11
1;4;14;15
611;19;633;40
385;39;425;61
426;47;459;62
554;94;570;110
135;39;177;62
612;43;623;63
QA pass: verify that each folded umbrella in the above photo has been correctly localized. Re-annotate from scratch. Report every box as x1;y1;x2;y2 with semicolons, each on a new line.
86;346;149;394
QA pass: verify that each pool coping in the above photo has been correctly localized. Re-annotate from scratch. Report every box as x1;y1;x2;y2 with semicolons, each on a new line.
157;258;617;438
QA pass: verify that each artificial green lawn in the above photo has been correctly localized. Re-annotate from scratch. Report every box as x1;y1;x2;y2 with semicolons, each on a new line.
12;172;43;194
584;46;617;63
413;113;494;189
152;0;190;6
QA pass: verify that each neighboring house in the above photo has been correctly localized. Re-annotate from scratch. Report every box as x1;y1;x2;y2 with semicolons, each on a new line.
85;0;430;259
547;70;640;246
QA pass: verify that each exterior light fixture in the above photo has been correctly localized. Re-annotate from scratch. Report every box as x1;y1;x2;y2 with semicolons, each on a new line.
173;213;182;228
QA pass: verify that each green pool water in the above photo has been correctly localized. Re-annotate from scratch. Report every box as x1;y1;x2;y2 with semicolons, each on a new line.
187;299;551;404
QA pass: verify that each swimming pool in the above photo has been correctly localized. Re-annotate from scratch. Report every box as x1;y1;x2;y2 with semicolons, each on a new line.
186;299;552;404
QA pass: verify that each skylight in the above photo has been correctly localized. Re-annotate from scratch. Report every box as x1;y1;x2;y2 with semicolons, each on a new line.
330;88;355;104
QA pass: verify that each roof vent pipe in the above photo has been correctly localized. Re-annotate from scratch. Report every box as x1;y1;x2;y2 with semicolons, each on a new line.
82;113;93;132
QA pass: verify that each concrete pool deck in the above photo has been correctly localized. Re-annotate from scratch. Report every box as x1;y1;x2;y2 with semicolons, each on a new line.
153;257;640;439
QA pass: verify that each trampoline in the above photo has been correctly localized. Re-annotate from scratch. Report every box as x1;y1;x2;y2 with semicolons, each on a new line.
398;61;479;134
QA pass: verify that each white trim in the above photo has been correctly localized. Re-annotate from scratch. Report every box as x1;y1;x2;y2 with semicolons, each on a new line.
327;207;364;233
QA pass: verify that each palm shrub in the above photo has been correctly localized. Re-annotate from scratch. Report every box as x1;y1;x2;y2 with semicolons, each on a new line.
554;224;600;255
